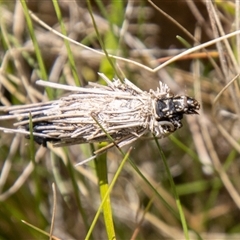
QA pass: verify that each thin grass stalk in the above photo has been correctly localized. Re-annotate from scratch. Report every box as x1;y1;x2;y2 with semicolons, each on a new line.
52;0;81;86
49;147;91;233
85;148;131;240
65;150;91;232
130;195;155;240
90;104;186;226
50;146;90;234
154;136;189;240
28;8;240;74
169;135;200;163
49;183;56;240
20;0;53;99
86;0;123;82
97;0;124;80
21;220;61;240
127;157;179;219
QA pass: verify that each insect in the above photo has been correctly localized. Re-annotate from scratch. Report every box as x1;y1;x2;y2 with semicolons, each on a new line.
0;73;200;149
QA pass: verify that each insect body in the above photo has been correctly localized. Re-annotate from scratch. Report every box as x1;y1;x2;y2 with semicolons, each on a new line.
0;73;200;148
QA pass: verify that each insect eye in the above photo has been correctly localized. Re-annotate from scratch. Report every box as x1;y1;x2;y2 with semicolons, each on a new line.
184;97;200;114
186;98;199;107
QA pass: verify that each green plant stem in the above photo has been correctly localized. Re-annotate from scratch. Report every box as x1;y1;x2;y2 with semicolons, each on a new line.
52;0;82;86
20;0;53;99
154;136;189;240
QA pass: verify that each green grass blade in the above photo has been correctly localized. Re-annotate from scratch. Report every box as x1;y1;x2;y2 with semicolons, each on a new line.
95;0;124;79
154;136;189;240
94;149;115;240
52;0;82;86
170;135;200;162
86;0;123;82
65;151;90;231
85;148;131;240
20;0;53;99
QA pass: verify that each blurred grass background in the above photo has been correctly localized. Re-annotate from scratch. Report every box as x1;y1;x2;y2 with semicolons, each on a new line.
0;0;240;239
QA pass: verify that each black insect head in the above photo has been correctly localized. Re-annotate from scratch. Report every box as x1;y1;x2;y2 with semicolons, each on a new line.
156;95;200;130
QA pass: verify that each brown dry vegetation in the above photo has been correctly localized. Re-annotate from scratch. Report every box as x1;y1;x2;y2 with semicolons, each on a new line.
0;1;240;239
